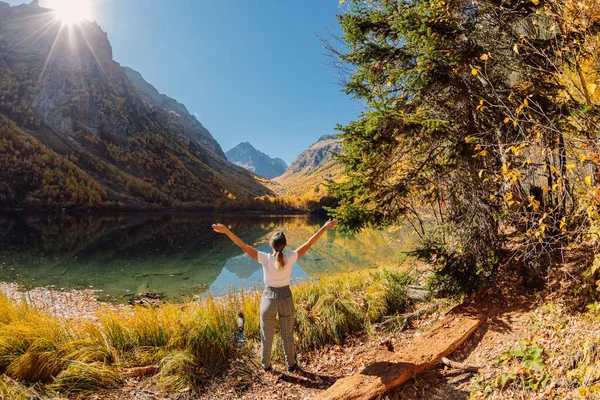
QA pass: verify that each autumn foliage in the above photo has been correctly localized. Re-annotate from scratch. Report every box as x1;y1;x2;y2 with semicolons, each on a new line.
330;0;600;293
0;116;107;209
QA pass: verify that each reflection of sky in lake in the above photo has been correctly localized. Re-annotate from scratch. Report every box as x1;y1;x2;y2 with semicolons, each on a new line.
209;244;310;294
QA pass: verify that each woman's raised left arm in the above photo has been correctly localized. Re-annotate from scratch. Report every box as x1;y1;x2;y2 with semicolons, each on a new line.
212;223;259;260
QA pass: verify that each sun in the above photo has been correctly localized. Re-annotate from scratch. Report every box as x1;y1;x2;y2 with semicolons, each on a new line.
45;0;94;25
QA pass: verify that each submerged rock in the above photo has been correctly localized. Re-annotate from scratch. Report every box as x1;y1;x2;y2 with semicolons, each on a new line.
130;292;164;307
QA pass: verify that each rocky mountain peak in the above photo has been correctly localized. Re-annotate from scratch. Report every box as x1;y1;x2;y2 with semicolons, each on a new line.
272;135;343;198
226;143;287;180
318;134;339;142
280;135;342;178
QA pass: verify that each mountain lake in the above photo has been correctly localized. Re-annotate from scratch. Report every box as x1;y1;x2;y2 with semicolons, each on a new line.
0;212;418;303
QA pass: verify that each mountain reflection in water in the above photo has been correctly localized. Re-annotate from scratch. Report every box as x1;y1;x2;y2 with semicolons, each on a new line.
0;212;416;302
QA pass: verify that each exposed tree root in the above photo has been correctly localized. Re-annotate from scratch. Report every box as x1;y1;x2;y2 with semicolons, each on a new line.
121;365;160;378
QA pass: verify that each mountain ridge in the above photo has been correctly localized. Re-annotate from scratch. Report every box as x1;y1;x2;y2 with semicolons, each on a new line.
122;66;225;158
275;134;342;184
273;135;343;201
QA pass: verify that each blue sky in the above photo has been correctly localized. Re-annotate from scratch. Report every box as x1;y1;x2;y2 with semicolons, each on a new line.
8;0;360;164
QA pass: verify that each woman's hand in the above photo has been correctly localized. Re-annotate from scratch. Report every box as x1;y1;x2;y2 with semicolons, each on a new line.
212;223;230;234
322;219;339;230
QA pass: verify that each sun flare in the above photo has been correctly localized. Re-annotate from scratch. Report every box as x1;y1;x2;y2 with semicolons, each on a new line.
46;0;94;25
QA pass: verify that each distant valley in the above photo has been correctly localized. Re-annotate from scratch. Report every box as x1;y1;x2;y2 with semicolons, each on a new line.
225;136;343;201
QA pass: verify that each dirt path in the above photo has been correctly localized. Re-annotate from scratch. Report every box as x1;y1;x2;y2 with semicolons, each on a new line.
221;295;536;400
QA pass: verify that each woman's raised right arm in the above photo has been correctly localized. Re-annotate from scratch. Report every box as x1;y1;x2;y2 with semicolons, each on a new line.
295;219;338;259
212;223;259;260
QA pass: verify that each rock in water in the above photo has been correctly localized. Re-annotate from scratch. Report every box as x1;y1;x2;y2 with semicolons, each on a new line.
130;293;164;307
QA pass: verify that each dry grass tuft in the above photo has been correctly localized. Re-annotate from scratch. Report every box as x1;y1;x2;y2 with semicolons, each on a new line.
156;351;200;392
51;361;123;394
293;267;413;352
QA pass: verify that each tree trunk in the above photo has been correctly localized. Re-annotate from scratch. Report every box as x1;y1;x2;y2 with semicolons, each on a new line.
320;302;491;400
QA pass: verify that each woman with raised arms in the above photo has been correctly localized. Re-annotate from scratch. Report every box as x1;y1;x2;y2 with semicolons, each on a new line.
212;219;339;372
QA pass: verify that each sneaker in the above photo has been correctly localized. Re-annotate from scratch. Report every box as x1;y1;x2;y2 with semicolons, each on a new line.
286;363;298;373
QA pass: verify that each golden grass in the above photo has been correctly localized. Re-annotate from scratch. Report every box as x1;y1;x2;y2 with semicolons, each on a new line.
50;361;123;394
0;374;61;399
0;266;415;395
156;351;199;392
293;267;412;352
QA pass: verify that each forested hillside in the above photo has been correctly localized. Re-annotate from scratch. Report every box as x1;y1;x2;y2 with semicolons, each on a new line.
0;1;270;210
0;115;106;208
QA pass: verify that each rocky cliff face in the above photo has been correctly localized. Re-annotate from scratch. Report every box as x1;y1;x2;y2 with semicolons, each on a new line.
122;67;224;157
0;1;142;146
0;1;270;209
226;142;287;179
276;135;341;182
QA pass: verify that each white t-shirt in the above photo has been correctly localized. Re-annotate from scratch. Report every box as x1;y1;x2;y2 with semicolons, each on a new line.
257;250;298;287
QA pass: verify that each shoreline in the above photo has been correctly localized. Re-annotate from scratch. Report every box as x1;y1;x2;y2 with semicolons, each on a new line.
0;208;313;217
0;272;325;310
0;258;418;320
0;282;123;322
